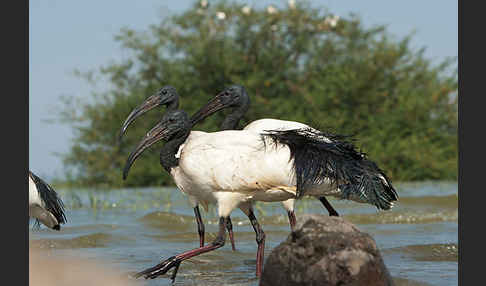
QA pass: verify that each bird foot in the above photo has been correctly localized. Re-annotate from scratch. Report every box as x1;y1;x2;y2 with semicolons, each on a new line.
133;256;182;281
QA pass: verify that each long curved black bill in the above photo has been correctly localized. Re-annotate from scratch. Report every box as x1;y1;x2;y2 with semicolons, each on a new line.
118;95;163;143
189;91;227;127
123;121;169;180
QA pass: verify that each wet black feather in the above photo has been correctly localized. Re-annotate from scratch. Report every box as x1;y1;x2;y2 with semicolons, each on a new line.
261;128;398;210
29;171;67;225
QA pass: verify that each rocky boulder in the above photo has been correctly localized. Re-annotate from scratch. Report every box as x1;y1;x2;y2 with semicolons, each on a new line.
260;214;394;286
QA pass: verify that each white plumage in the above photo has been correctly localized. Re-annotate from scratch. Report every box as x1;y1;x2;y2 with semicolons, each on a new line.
173;130;293;216
243;118;314;133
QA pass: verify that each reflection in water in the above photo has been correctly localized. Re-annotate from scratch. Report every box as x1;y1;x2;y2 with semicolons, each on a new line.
29;182;458;286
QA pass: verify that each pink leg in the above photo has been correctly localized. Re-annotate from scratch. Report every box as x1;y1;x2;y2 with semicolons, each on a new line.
134;217;229;281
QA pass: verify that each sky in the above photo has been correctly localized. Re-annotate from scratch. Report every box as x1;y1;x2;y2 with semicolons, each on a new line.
29;0;457;180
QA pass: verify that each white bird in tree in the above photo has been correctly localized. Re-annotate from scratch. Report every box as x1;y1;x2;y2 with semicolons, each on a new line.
29;171;67;231
122;109;398;281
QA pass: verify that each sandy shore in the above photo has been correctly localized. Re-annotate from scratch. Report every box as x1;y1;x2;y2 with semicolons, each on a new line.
29;248;139;286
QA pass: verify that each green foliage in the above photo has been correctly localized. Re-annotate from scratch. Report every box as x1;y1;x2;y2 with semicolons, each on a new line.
56;0;457;188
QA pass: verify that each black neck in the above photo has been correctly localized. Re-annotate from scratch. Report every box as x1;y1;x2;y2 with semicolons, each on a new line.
159;130;190;172
166;98;179;111
220;104;248;130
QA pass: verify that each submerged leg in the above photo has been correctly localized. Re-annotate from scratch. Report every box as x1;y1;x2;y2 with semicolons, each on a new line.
248;209;266;277
193;206;205;247
134;216;229;281
226;217;236;251
318;196;339;216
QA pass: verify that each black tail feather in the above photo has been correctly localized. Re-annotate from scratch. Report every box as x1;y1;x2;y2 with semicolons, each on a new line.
261;128;398;210
29;171;67;226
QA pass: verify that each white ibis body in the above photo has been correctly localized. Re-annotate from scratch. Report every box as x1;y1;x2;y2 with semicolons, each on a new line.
123;109;397;280
29;171;66;231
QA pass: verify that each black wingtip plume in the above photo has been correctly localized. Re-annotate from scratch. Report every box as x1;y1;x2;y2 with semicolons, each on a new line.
338;162;398;210
261;128;398;210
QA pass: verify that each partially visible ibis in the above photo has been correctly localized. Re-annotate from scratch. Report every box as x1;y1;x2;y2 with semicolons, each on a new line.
29;171;67;231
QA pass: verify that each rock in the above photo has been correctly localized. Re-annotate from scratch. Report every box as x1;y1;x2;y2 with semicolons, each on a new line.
260;214;394;286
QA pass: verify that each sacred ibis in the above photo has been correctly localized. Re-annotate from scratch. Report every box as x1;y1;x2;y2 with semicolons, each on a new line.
119;86;236;250
122;109;398;280
29;171;67;230
190;85;345;229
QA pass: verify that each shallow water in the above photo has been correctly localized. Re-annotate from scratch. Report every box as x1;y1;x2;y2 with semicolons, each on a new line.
29;181;458;286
